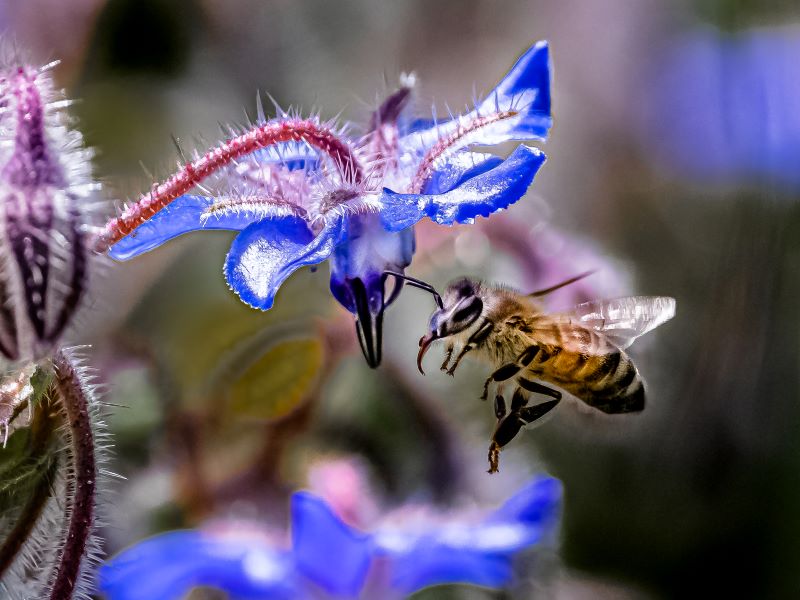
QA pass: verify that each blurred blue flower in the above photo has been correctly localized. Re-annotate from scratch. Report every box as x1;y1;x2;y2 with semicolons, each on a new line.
367;475;561;594
645;26;800;190
99;476;561;599
107;42;551;366
99;503;372;600
98;528;301;600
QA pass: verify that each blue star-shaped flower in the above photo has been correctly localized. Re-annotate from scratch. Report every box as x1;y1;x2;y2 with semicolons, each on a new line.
106;42;551;366
99;476;561;599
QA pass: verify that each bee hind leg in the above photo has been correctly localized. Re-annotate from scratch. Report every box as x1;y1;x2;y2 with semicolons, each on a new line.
488;414;524;474
519;398;561;424
488;441;502;474
487;387;561;474
517;377;563;403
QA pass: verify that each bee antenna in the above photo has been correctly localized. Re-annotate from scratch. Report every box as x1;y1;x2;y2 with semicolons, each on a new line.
384;271;444;309
528;270;596;298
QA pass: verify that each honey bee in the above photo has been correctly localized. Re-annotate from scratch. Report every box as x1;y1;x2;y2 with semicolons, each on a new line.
410;272;676;473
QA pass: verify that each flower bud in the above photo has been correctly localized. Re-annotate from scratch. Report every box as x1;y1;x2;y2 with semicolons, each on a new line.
0;63;97;362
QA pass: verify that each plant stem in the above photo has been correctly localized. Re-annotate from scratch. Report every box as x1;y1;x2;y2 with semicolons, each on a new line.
49;350;96;600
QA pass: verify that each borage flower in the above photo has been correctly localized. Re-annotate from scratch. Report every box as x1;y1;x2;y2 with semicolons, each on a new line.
99;476;561;600
98;42;552;366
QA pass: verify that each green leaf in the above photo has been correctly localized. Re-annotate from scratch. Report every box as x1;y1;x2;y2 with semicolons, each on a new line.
227;338;324;422
0;405;58;510
28;367;53;413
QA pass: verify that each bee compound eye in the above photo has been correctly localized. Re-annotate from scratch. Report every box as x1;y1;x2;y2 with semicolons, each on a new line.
451;296;483;325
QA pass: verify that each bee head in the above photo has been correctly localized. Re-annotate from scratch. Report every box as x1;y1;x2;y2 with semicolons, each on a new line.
418;278;484;373
431;278;485;337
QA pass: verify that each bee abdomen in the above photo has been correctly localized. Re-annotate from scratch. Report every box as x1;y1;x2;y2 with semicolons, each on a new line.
552;347;644;414
584;362;645;414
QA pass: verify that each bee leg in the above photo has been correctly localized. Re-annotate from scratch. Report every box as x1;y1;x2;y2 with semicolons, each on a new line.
487;389;561;474
510;387;527;411
488;413;525;474
517;378;563;403
439;343;455;372
480;345;541;401
446;320;494;377
488;441;502;474
494;394;507;419
481;363;521;400
518;398;561;424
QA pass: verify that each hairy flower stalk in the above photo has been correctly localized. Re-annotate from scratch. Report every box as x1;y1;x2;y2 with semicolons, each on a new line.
48;350;97;600
93;119;364;252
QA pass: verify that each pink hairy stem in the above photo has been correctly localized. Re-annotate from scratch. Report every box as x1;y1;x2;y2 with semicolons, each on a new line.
93;119;363;252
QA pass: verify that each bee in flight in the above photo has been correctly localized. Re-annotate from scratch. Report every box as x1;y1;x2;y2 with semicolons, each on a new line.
400;272;676;473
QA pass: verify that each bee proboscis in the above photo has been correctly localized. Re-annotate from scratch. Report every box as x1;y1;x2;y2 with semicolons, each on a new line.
411;273;676;473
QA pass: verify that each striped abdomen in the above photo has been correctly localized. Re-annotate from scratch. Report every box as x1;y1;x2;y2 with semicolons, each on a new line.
520;324;645;414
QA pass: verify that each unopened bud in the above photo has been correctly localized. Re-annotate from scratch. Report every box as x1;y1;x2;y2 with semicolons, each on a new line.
0;63;97;361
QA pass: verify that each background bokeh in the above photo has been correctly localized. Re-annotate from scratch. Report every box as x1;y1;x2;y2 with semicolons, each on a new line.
4;0;800;597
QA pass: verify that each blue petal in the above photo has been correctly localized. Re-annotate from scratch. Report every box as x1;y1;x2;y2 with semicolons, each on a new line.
291;492;373;597
376;519;544;594
380;145;546;231
375;476;563;595
109;195;256;261
491;39;551;126
487;476;562;528
387;546;515;594
423;152;504;195
402;41;552;151
224;215;348;310
99;530;299;600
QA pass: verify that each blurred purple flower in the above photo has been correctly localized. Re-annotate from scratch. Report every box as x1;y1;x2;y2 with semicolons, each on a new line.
100;476;561;599
481;216;630;308
644;26;800;190
104;42;551;367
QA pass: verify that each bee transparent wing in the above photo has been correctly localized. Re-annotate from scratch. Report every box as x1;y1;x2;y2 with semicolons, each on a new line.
563;296;676;350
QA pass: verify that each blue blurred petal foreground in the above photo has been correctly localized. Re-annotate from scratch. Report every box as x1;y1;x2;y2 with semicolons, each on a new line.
100;476;561;599
291;492;373;597
646;26;800;190
107;42;552;366
98;530;300;600
373;476;561;594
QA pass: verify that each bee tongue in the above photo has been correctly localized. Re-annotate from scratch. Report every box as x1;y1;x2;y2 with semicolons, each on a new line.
417;333;437;375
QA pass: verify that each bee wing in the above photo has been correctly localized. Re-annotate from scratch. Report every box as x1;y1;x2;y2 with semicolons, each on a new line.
556;296;676;350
